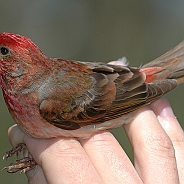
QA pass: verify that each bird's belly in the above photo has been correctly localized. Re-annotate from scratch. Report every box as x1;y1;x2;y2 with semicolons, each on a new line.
16;109;136;139
4;92;137;139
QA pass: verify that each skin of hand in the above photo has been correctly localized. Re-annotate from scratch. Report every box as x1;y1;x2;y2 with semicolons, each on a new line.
7;98;184;184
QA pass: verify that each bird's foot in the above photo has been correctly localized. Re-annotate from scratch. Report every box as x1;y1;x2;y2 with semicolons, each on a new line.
2;157;36;173
2;143;37;173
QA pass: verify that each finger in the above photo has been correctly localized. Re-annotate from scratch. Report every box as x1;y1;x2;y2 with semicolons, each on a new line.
124;103;179;184
27;165;47;184
23;135;103;184
80;131;143;184
9;125;103;184
8;124;24;147
8;125;47;183
151;98;184;182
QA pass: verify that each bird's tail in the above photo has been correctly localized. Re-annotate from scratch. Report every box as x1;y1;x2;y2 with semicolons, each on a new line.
141;41;184;84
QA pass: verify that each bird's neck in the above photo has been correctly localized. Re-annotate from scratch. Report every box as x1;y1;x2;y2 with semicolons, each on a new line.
0;61;53;95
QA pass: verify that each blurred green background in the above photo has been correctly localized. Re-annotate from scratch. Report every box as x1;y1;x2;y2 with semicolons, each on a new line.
1;0;184;183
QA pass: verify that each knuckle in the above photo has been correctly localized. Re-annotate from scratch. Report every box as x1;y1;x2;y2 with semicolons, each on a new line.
42;138;81;158
171;130;184;147
82;131;116;148
144;132;175;159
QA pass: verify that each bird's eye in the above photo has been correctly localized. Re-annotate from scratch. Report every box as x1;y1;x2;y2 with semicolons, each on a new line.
0;47;10;56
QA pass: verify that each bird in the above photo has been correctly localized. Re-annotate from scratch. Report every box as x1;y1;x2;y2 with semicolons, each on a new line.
0;32;184;173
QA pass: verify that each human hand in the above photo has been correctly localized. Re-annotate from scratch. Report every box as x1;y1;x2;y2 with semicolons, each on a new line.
7;98;184;184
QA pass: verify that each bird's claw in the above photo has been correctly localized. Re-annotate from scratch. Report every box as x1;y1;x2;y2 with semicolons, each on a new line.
3;143;26;160
2;157;36;173
2;143;37;173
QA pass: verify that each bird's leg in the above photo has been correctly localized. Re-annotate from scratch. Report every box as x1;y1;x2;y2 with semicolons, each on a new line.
3;143;26;159
2;143;37;173
2;157;36;173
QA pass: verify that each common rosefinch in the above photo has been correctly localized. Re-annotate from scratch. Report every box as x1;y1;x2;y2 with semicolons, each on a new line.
0;32;184;173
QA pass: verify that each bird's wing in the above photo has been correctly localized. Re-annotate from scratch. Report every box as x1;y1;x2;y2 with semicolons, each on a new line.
39;60;117;130
39;60;178;130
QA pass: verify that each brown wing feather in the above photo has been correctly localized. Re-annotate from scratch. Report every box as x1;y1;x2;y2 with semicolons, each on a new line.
39;60;118;130
39;60;178;130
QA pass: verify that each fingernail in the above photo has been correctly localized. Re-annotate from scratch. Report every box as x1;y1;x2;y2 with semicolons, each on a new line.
151;98;176;119
159;105;175;119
